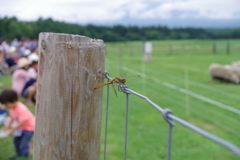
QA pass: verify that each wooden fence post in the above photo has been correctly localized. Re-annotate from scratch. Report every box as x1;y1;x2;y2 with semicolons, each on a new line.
34;33;105;160
143;41;152;62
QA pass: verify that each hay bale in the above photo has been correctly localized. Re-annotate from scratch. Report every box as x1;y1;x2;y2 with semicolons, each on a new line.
231;61;240;79
209;63;239;84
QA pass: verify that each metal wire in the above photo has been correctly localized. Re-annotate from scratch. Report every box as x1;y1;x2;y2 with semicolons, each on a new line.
155;89;240;137
124;93;129;160
125;88;240;157
162;109;175;160
105;72;130;160
127;89;164;113
103;76;110;160
123;66;240;114
145;82;240;136
103;71;240;158
169;114;240;156
168;125;173;160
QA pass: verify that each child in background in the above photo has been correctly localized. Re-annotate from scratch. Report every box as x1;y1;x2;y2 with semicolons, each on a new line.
0;89;35;160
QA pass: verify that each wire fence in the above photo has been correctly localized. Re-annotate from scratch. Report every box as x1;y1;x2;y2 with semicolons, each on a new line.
122;65;240;135
103;71;240;160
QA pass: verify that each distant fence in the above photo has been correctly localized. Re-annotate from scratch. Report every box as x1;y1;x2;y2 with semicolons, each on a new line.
154;42;238;55
102;71;240;160
106;40;240;55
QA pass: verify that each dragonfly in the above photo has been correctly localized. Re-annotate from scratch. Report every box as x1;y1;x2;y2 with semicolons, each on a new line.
93;74;141;96
93;77;126;97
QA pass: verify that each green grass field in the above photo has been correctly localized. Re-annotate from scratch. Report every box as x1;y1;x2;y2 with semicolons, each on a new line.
1;39;240;160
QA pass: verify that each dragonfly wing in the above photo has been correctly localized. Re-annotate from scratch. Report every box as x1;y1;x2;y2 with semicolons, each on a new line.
122;73;127;78
111;83;118;97
126;75;142;83
117;82;124;92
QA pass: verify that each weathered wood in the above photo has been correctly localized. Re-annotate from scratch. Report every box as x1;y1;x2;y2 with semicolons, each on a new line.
34;33;105;160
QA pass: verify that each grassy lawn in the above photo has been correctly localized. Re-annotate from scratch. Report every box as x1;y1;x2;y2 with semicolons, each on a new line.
0;39;240;160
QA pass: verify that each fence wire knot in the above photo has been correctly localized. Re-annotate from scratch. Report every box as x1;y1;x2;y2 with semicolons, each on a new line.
121;85;131;94
162;109;175;127
104;71;110;79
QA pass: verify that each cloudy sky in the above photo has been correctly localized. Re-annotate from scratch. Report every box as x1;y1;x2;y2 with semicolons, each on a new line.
1;0;240;28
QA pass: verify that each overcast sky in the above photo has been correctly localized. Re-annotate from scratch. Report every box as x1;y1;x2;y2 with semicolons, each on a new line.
1;0;240;28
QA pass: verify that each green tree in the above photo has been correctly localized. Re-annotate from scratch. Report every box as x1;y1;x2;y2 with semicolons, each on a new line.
0;16;240;42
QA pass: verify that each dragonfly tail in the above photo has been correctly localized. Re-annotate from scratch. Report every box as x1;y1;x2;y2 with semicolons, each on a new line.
92;81;112;90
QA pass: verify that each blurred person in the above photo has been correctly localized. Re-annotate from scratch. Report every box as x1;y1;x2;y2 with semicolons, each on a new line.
21;54;39;104
28;53;38;74
0;89;35;160
18;44;26;57
0;46;3;63
1;40;10;55
12;58;37;105
11;38;19;48
23;38;30;48
28;39;38;51
0;45;11;76
6;46;18;59
0;46;6;76
31;47;38;56
5;46;18;74
22;49;31;59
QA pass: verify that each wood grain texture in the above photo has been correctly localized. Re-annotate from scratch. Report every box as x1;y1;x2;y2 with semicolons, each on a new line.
34;33;105;160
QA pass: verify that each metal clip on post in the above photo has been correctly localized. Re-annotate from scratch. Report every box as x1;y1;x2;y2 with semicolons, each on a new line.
162;109;175;160
121;85;131;94
162;109;175;127
104;71;111;80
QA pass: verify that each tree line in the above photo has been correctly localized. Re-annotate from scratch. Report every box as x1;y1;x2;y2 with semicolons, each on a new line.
0;16;240;42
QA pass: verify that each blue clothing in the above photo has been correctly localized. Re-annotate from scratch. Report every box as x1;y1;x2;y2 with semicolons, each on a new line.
29;42;38;49
21;78;36;97
4;57;16;67
13;130;34;157
0;109;7;114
